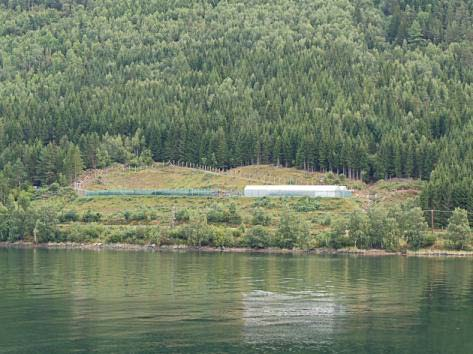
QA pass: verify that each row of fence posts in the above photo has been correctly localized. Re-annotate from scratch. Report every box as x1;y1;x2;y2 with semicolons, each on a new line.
167;161;323;185
77;160;360;188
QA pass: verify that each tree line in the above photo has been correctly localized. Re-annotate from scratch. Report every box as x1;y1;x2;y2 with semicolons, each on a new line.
0;0;472;218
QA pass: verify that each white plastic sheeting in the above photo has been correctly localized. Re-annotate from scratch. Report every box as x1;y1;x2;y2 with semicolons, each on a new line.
243;185;351;198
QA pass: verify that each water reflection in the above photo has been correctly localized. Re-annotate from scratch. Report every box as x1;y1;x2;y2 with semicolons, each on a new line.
1;250;473;353
243;290;341;345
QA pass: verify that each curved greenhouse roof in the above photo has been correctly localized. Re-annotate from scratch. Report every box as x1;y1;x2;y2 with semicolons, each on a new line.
244;185;351;198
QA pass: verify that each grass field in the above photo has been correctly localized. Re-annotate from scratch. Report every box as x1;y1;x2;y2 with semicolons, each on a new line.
80;164;247;191
79;164;365;191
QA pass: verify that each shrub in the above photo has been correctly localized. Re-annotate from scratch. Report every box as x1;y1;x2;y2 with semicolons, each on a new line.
102;226;161;245
170;223;215;246
175;209;190;222
17;191;31;211
276;211;310;249
82;210;102;222
227;203;242;224
324;172;339;185
147;227;162;245
123;208;157;222
59;187;78;202
420;233;437;248
139;149;154;166
367;208;401;251
169;224;235;247
231;225;245;245
252;197;275;209
211;227;235;248
310;215;331;225
321;215;331;226
107;228;142;244
206;203;242;225
48;182;60;193
60;210;79;223
350;181;365;190
381;218;402;252
145;209;157;220
399;207;430;250
206;204;227;223
251;208;272;226
314;231;331;248
346;212;369;249
168;226;188;243
446;208;471;250
131;210;147;221
188;224;215;246
60;224;105;242
329;220;354;249
244;226;273;248
34;208;60;242
293;197;320;212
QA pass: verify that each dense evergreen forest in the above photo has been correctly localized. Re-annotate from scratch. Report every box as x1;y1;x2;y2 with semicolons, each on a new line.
0;0;472;221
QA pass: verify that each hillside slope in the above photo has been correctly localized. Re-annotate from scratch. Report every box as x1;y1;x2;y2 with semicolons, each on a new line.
78;164;362;191
0;0;471;227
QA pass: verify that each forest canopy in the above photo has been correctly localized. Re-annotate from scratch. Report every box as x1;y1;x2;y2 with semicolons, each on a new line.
0;0;472;218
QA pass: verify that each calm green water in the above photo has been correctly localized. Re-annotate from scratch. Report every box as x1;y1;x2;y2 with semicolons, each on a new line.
1;250;473;353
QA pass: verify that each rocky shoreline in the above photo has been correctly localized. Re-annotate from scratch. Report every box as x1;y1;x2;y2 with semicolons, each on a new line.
1;241;473;257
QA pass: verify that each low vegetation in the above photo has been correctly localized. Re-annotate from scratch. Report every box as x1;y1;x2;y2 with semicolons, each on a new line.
0;165;472;253
3;197;471;252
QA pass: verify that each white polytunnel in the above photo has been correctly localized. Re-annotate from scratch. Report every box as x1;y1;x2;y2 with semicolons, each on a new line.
243;185;352;198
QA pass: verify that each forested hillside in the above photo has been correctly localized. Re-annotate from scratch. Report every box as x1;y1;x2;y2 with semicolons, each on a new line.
0;0;472;218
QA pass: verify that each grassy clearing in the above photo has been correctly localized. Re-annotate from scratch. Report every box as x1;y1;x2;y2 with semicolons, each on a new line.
80;164;368;191
81;164;249;191
35;164;421;227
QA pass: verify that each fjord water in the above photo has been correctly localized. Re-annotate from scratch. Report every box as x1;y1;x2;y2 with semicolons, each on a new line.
1;250;472;353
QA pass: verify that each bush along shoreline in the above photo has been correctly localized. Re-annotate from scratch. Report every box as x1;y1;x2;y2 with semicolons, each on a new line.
1;192;472;255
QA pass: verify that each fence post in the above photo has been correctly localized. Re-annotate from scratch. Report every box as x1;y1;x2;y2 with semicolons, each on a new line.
431;210;435;233
171;206;176;229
